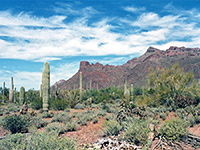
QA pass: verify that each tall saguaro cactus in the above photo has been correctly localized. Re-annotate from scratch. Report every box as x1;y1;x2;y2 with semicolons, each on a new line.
131;84;134;101
124;79;127;92
40;84;42;98
9;77;14;103
13;87;16;103
79;72;82;103
2;82;5;103
42;62;50;112
20;87;25;106
90;80;92;90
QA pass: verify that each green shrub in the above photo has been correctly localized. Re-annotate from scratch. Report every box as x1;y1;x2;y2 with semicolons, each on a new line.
49;98;68;110
3;115;29;134
103;120;122;136
65;121;78;132
41;112;54;118
124;120;150;146
160;118;189;140
52;112;72;123
45;122;65;135
74;103;85;109
30;116;48;129
0;132;76;150
31;98;42;110
160;113;167;120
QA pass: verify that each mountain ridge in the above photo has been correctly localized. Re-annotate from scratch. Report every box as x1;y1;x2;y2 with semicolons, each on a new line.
51;46;200;91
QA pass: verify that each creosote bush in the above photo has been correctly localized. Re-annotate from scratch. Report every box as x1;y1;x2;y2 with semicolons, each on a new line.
0;131;76;150
103;120;122;136
124;120;150;146
3;115;29;134
160;118;189;140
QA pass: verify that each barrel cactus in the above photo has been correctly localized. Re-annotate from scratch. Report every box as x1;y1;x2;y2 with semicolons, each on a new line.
42;62;50;112
20;86;25;106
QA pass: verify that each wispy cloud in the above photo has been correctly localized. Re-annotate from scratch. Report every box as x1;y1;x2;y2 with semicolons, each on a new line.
124;6;145;13
0;4;200;62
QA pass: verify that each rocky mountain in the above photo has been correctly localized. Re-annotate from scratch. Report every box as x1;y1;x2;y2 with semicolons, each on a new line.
51;46;200;91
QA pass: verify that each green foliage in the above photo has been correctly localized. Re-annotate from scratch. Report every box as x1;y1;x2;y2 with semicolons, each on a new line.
160;118;189;140
0;132;76;150
52;112;72;123
74;103;85;109
45;122;65;135
29;116;48;129
41;112;54;118
124;120;150;146
137;64;198;108
31;97;42;110
3;115;29;134
103;120;122;136
65;121;78;131
49;97;68;110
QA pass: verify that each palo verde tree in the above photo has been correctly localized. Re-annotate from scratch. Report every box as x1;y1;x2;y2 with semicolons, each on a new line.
137;64;195;107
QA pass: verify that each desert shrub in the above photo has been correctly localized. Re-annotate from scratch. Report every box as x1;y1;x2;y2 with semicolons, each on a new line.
65;121;77;132
3;115;29;134
74;103;85;109
160;113;167;120
0;132;76;150
97;109;107;117
93;118;99;124
30;116;48;129
49;98;68;110
160;118;189;140
45;122;65;135
52;112;72;123
175;95;198;108
76;114;88;126
124;120;150;146
31;98;42;110
103;120;122;136
188;115;200;127
41;112;54;118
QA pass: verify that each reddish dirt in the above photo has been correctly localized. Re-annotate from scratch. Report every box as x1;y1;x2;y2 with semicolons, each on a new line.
63;117;104;145
189;124;200;136
0;127;6;136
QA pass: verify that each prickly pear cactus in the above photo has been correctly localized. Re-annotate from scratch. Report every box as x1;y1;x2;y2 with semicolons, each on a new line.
20;86;25;106
42;62;50;112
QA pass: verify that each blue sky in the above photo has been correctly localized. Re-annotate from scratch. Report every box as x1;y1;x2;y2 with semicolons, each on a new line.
1;0;200;90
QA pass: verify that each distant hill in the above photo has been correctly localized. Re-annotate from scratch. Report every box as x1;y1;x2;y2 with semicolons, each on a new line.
51;46;200;91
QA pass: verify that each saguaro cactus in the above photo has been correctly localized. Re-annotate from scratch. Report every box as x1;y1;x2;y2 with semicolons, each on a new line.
131;84;134;101
40;84;42;98
90;80;92;90
124;79;127;92
79;72;82;103
42;62;50;111
2;82;5;103
13;87;16;103
9;77;14;103
55;82;59;99
20;86;25;106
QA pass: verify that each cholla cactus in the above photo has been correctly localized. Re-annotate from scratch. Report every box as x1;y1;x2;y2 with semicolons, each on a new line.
42;62;50;112
20;86;25;106
79;72;82;103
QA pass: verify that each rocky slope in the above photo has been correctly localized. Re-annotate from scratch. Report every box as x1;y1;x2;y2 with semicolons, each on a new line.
52;46;200;91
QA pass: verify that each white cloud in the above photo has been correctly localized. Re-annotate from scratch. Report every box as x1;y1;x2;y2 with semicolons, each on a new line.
124;6;145;13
